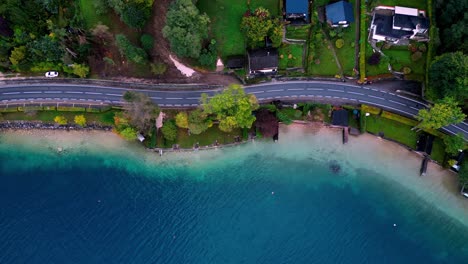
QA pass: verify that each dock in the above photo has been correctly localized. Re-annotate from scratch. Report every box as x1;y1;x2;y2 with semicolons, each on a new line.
342;127;349;144
420;156;429;176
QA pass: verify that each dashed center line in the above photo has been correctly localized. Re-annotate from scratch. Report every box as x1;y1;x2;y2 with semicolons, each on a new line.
3;92;20;95
287;88;304;91
268;89;284;92
166;97;183;100
251;91;264;94
106;93;121;96
85;92;102;95
23;91;42;94
328;89;344;92
307;88;323;91
368;95;385;100
347;91;364;95
65;91;83;94
389;100;406;106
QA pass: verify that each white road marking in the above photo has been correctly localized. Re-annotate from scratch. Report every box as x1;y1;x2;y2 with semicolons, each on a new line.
452;125;468;134
106;93;121;97
166;97;183;100
3;92;20;95
268;89;284;92
307;88;324;91
368;95;385;100
65;91;83;94
328;89;344;92
186;97;200;99
85;92;102;95
359;100;414;116
23;91;42;94
150;97;162;99
396;95;428;106
347;91;364;95
288;88;304;91
389;100;406;106
251;91;264;94
410;107;419;111
44;91;62;94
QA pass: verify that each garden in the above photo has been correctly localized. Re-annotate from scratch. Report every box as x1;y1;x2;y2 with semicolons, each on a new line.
285;25;310;40
278;44;304;70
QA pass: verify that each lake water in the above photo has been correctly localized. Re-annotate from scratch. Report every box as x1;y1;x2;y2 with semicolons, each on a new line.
1;126;468;263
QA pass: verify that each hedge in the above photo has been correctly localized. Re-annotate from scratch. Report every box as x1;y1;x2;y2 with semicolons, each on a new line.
0;107;20;113
425;0;436;89
57;106;86;112
359;4;367;82
381;111;418;126
43;106;57;111
24;106;44;112
361;104;381;115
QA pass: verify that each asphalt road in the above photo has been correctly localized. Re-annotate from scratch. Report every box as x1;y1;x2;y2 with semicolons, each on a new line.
0;81;467;138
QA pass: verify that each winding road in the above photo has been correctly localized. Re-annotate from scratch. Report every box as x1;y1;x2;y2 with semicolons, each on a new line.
0;81;467;138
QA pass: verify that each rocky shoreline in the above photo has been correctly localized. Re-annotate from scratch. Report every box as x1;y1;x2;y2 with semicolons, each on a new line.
0;121;112;131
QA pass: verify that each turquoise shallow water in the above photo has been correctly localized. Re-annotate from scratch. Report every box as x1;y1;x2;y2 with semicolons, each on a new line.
1;127;468;263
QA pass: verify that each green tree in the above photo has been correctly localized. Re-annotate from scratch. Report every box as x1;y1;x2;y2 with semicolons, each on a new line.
140;34;154;51
161;120;177;141
175;112;189;128
163;0;210;58
201;84;259;132
121;2;150;29
54;115;67;125
115;34;148;64
122;91;160;135
71;64;89;78
9;46;26;65
427;52;468;104
444;133;466;155
240;8;282;48
27;36;64;63
74;115;86;127
459;161;468;192
188;109;210;135
120;127;137;141
416;97;466;130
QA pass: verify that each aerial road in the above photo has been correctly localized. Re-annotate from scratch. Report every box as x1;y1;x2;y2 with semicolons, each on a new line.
0;81;467;138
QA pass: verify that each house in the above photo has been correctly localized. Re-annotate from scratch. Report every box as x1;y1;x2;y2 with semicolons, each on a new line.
226;56;245;70
247;48;278;75
285;0;309;23
370;6;429;43
331;109;349;127
325;0;354;27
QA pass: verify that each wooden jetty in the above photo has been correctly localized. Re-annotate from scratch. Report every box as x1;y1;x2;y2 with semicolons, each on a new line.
420;156;429;176
342;127;349;144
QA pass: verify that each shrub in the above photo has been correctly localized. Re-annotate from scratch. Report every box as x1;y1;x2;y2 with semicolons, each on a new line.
408;44;418;53
361;104;381;115
329;31;337;38
276;110;292;125
161;120;177;141
74;115;86;126
418;44;427;53
115;34;148;64
175;112;189;128
54;115;67;125
411;51;423;62
120;127;137;141
402;67;411;74
367;52;381;65
335;39;344;49
140;34;154;51
150;62;167;76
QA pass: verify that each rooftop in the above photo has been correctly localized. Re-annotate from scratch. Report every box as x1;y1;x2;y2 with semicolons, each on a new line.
286;0;309;15
331;109;349;127
248;49;278;71
325;0;354;24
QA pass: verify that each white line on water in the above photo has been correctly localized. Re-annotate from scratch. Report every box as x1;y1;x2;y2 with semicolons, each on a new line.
347;91;364;95
166;97;182;100
65;91;83;94
328;89;344;92
368;95;385;100
389;100;407;106
23;91;42;94
3;92;20;95
106;93;121;97
288;88;304;91
85;92;102;95
307;88;323;91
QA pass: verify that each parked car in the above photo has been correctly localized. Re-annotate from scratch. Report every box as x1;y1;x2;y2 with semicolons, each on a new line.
45;71;59;78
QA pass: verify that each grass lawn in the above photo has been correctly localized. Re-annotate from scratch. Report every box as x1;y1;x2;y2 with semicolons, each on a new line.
365;114;418;149
385;48;425;76
285;25;310;40
372;0;427;9
197;0;279;59
366;42;389;76
79;0;112;28
334;23;356;76
159;125;242;148
1;110;119;126
308;38;340;76
430;137;446;164
278;44;304;69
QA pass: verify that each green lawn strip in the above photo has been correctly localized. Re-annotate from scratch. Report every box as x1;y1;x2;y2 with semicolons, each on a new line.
372;0;426;9
365;114;418;149
384;49;425;75
366;42;389;76
79;0;112;29
1;110;118;126
285;25;310;40
430;137;446;164
278;44;304;69
334;23;356;76
168;125;242;148
197;0;278;59
308;39;340;76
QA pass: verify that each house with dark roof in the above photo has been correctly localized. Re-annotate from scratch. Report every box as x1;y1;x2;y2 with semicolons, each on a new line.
325;0;354;27
370;6;429;43
247;49;278;75
285;0;309;23
331;109;349;127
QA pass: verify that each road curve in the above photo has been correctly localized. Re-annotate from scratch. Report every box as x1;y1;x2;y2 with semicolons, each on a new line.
0;81;467;139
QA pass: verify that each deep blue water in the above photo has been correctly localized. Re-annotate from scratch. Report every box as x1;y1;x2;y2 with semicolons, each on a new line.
1;142;468;263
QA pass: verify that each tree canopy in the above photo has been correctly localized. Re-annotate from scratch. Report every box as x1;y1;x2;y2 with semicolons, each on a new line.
162;0;210;58
416;97;466;130
74;115;86;127
175;112;189;129
122;91;160;135
188;109;210;135
161;120;177;141
201;84;259;132
427;52;468;104
444;133;466;156
435;0;468;53
115;34;148;64
240;7;282;48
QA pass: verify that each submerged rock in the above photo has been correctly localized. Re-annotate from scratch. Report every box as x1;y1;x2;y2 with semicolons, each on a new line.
329;161;341;174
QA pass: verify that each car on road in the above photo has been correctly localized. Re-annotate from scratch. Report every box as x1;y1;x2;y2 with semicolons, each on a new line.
45;71;59;78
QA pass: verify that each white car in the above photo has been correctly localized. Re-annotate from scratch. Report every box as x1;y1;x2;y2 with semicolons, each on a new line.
45;71;59;78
